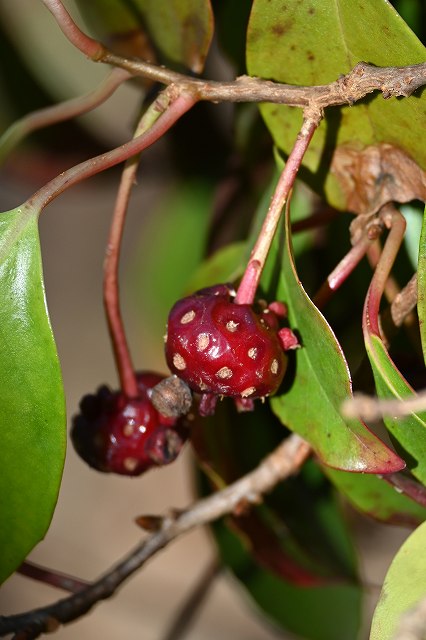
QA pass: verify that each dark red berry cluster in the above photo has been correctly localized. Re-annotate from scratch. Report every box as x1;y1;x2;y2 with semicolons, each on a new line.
164;284;289;415
71;372;189;476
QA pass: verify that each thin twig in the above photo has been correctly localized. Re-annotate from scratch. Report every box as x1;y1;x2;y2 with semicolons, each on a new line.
162;560;221;640
342;388;426;421
0;434;310;638
17;562;89;594
0;68;130;164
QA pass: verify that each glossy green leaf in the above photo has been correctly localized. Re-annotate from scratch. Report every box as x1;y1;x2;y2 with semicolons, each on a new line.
370;521;426;639
0;206;66;584
75;0;214;72
270;199;405;473
246;0;426;210
326;469;426;525
418;205;426;365
364;331;426;484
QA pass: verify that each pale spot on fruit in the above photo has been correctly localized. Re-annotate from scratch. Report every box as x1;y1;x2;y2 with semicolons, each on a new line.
248;347;258;359
173;353;186;370
163;333;168;343
123;457;138;472
226;320;239;332
241;386;256;398
271;359;279;374
180;310;196;324
216;366;233;379
123;423;134;437
197;333;210;351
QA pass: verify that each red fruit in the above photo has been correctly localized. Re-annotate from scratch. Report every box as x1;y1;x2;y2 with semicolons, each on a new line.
71;372;189;476
165;284;288;415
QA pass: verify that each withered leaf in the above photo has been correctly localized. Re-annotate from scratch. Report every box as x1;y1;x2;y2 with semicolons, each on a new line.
332;143;426;216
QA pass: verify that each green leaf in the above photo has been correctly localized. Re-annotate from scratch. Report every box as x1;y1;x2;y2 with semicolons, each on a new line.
370;521;426;639
418;205;426;365
270;199;405;473
193;401;362;639
0;206;66;584
246;0;426;209
75;0;214;72
186;241;246;292
326;469;426;525
193;402;359;584
211;517;361;640
364;331;426;484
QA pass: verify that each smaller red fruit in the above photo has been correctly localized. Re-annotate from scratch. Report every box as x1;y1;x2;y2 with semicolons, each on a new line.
71;372;189;476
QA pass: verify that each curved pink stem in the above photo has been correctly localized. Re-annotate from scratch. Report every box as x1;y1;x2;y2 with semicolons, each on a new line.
235;117;319;305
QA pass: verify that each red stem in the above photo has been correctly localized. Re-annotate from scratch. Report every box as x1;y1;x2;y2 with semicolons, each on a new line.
313;236;372;309
0;68;130;164
363;206;406;338
235;117;319;305
104;155;140;397
26;92;197;213
41;0;105;59
18;561;89;594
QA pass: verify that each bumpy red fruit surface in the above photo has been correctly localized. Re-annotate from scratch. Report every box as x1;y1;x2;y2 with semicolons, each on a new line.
165;285;287;406
71;372;188;476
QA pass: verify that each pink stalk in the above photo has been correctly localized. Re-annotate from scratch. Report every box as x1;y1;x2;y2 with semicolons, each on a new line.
364;207;406;338
104;154;141;398
18;561;89;593
0;68;130;163
313;236;372;309
26;91;197;213
41;0;104;60
102;93;174;398
235;117;319;305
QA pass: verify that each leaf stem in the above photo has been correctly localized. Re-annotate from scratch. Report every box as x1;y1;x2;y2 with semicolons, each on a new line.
25;88;197;214
0;68;130;165
103;91;175;398
313;218;384;309
41;0;105;60
235;115;320;305
364;205;407;338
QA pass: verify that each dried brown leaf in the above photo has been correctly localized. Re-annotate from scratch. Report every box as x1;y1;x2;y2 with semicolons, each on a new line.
332;143;426;216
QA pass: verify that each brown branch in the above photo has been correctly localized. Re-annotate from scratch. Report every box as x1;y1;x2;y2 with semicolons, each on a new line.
103;56;426;107
342;388;426;421
17;562;89;594
0;434;311;639
390;273;418;328
42;0;426;111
